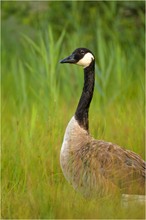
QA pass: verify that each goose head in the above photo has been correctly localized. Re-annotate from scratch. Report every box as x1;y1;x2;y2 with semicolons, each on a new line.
60;48;94;68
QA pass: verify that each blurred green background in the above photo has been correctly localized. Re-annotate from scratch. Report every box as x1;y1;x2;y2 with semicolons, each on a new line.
2;1;145;219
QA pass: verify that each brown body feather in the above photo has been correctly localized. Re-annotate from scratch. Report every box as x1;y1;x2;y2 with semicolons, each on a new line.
61;118;145;198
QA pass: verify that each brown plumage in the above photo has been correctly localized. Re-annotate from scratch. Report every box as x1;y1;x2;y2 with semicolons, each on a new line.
60;48;145;199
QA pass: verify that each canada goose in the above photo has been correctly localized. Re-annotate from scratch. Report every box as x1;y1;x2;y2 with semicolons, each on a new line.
60;48;145;198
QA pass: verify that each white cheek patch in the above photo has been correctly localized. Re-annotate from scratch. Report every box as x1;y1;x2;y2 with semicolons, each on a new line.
77;52;94;68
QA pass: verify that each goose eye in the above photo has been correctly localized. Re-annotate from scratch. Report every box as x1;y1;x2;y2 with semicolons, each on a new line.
80;50;85;55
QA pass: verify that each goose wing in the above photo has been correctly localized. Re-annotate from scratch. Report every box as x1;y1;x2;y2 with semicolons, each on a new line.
92;140;146;195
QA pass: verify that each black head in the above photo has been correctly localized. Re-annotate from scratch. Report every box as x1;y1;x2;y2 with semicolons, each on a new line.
60;48;94;68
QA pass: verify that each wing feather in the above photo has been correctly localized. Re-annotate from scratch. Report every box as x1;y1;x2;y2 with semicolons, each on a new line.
91;140;146;194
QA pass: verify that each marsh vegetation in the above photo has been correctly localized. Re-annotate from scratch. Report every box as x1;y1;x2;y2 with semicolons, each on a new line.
2;1;145;219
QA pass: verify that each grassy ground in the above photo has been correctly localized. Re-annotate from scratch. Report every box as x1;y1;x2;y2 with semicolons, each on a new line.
2;2;145;219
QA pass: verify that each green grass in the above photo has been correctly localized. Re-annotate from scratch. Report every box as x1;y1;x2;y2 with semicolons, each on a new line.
2;103;145;219
2;2;145;219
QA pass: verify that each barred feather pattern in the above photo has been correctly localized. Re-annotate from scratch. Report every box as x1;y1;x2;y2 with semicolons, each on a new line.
60;117;146;198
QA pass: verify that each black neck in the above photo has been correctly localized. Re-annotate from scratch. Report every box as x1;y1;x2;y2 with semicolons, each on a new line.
75;60;95;131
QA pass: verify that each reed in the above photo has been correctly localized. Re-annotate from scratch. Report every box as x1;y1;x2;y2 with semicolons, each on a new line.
2;1;145;219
